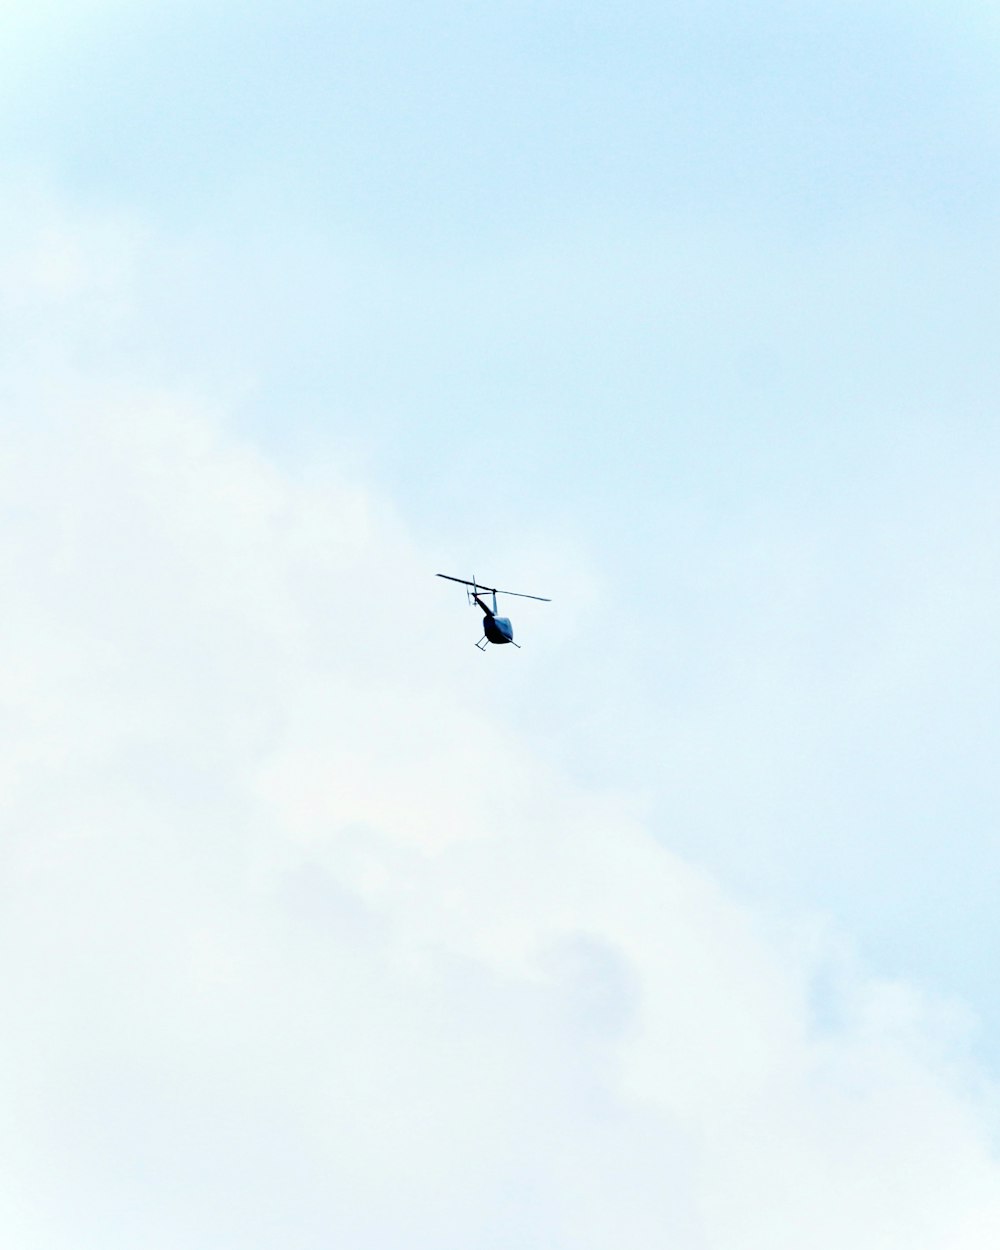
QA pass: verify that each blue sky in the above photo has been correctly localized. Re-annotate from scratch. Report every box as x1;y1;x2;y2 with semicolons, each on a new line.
4;2;1000;1245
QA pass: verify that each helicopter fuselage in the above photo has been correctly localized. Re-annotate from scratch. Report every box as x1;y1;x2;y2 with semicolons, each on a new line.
474;594;515;645
483;614;514;645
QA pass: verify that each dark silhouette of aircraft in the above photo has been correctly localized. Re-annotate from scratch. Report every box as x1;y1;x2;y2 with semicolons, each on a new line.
436;574;550;650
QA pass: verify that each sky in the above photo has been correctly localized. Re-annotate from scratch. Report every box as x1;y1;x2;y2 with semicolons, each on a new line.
3;1;1000;1245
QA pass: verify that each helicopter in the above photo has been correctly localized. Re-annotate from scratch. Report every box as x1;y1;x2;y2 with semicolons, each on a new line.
436;573;551;649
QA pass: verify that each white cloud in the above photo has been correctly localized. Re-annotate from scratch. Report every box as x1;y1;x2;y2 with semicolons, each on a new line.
1;199;1000;1249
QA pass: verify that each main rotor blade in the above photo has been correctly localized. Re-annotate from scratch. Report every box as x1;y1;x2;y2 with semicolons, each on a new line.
436;573;486;590
494;588;551;602
436;573;551;602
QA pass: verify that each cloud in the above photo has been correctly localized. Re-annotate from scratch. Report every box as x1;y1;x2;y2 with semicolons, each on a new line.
2;190;1000;1250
